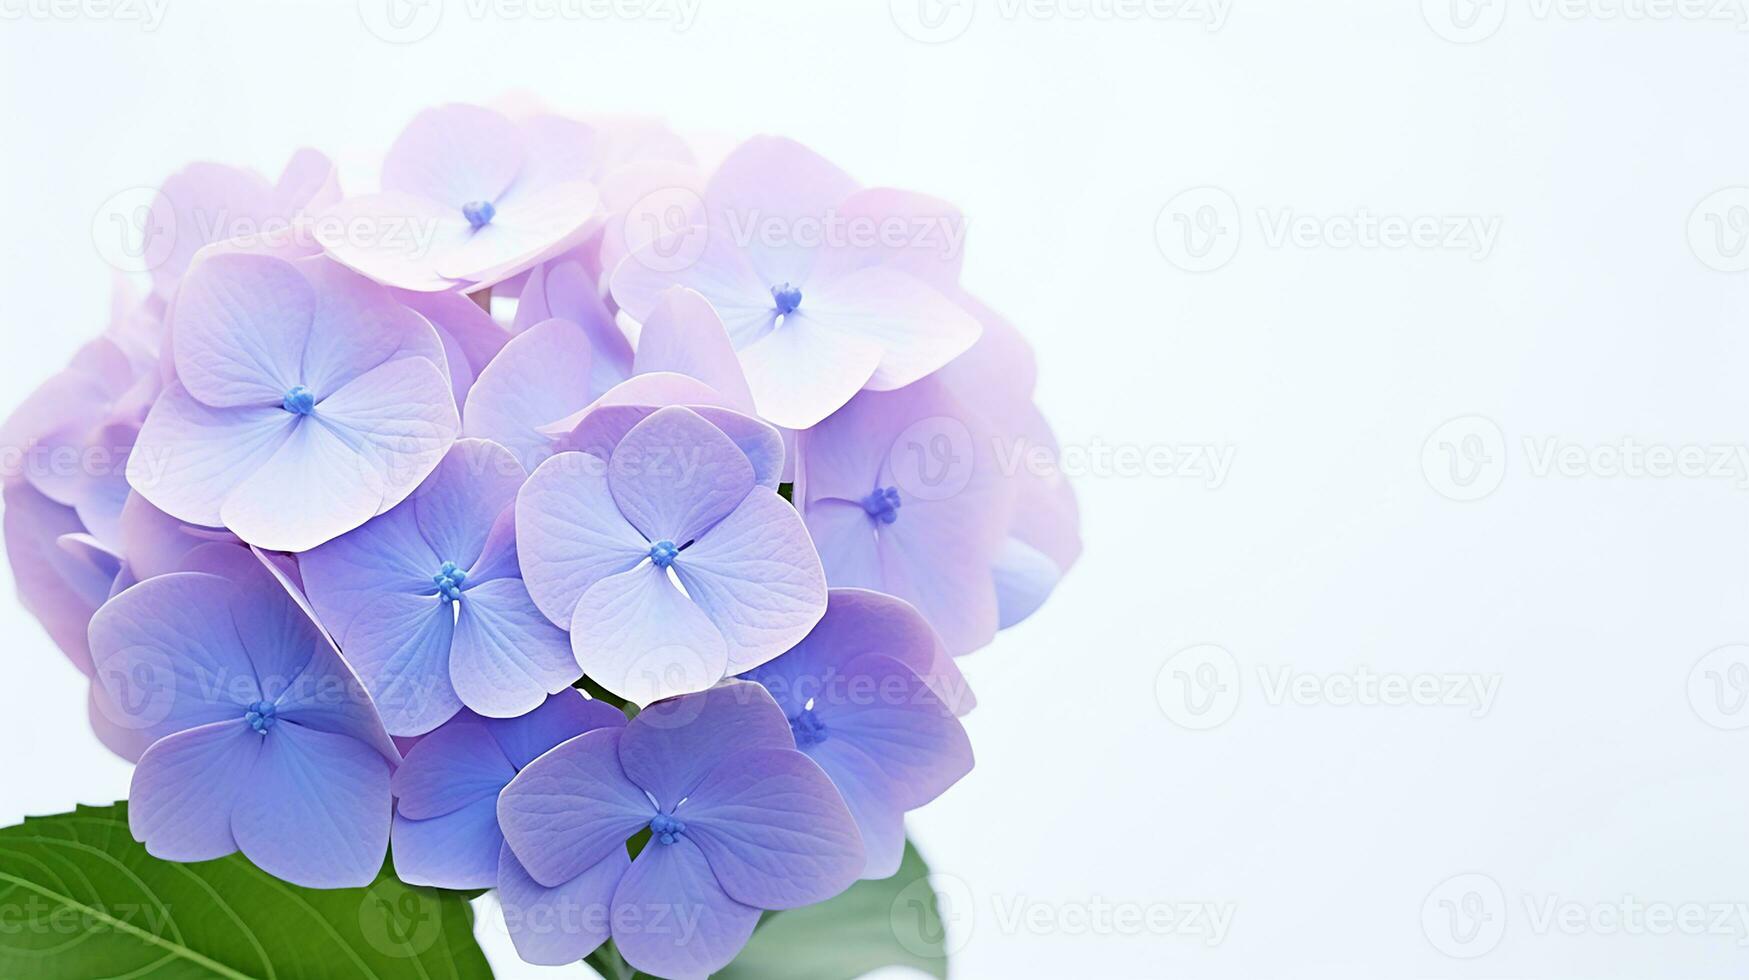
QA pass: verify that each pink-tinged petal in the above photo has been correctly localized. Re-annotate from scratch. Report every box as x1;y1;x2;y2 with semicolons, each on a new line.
313;192;471;292
610;837;760;980
804;266;980;392
512;259;633;401
334;590;459;737
673;488;827;674
488;690;626;770
89;684;150;763
88;572;265;742
298;257;452;398
595;158;706;283
391;798;501;890
704;136;859;289
118;493;225;584
569;564;728;707
222;356;458;552
462;319;597;471
383;104;525;209
497;843;625;966
632;288;755;410
273;147;341;214
817;187;967;291
411;439;525;570
611;231;777;348
514;452;648;626
451;577;579;718
171;253;314;407
436;180;601;287
230;723;392;889
129;719;258;862
616;681;793;808
3;484;110;674
736;316;883;430
557;393;785;492
399;288;511;404
148;163;278;300
300;505;439;643
498;727;653;886
391;719;515;820
680;748;864;909
126;383;296;529
607;407;754;545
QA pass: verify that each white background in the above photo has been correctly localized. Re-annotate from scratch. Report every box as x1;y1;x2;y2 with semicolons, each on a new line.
5;1;1749;977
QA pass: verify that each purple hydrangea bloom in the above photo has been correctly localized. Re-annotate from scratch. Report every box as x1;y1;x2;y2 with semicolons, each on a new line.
316;105;601;293
127;253;459;552
796;375;1015;654
497;682;864;977
88;551;401;888
301;438;578;736
610;136;980;429
461;316;631;473
516;406;826;705
389;691;625;892
740;589;973;878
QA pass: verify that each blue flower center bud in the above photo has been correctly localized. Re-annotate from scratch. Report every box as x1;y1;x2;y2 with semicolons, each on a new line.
281;385;316;416
771;282;803;316
789;707;828;748
860;486;901;525
649;813;686;846
648;539;680;569
462;200;497;230
433;561;468;602
245;700;277;735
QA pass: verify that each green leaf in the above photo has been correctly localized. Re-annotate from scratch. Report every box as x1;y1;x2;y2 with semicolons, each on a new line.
0;802;492;979
711;840;950;980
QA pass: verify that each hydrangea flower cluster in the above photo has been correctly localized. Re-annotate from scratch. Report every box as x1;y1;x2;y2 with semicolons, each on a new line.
2;102;1080;978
